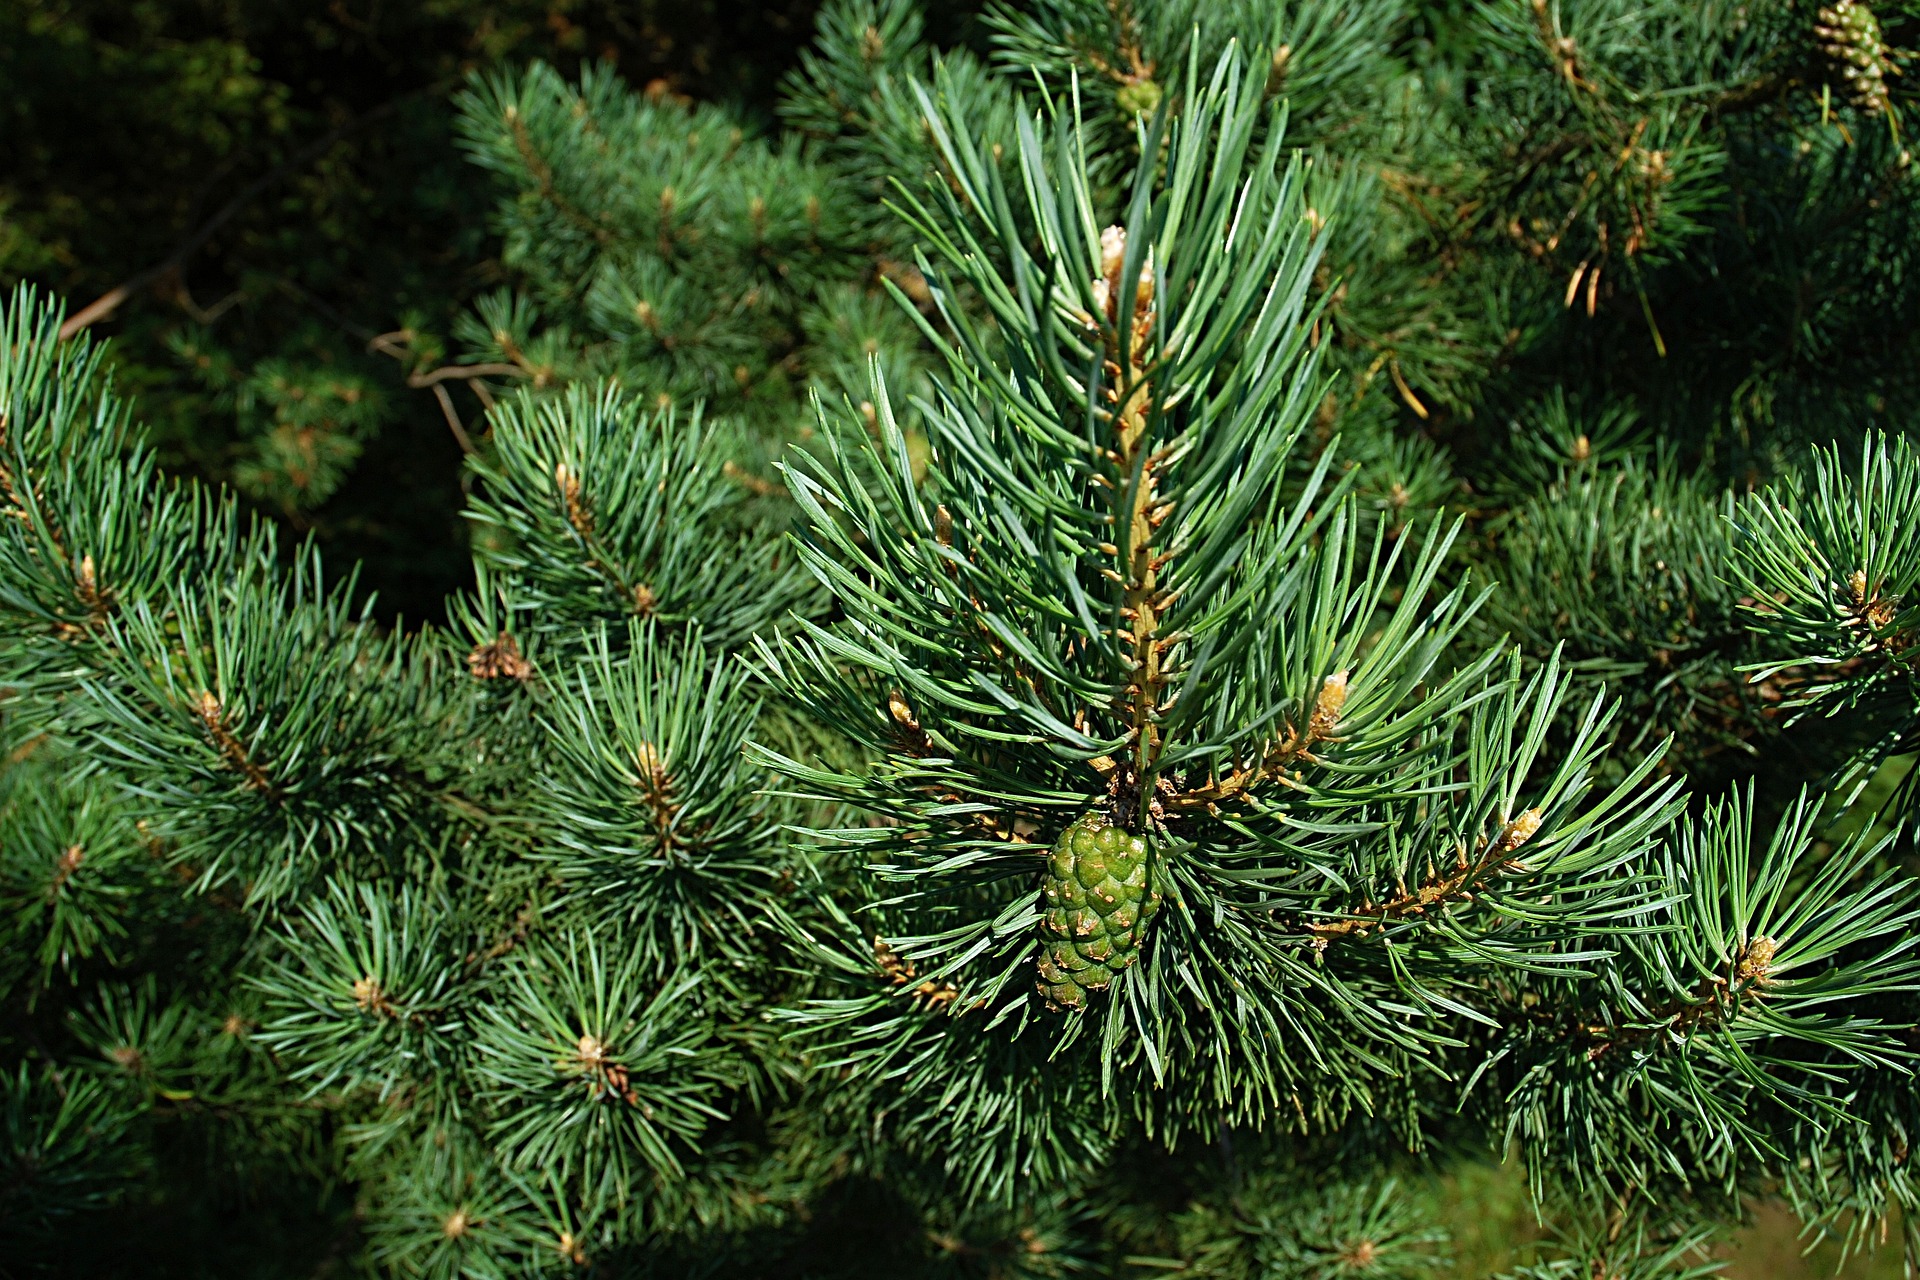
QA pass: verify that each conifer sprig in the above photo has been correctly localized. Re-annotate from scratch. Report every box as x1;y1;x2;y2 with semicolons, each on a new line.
258;880;472;1101
1484;787;1920;1202
464;386;819;651
533;621;784;971
472;935;732;1191
759;45;1694;1195
1734;432;1920;684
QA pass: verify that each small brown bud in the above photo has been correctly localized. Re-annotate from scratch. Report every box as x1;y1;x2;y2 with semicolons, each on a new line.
1494;808;1544;855
49;844;83;895
466;632;532;681
1310;671;1349;739
1735;935;1778;985
575;1034;609;1068
352;975;398;1017
875;936;914;982
1265;44;1291;96
554;462;592;533
633;742;669;789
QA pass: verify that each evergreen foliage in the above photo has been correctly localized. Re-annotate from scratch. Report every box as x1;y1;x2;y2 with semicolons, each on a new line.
9;1;1920;1276
2;0;834;618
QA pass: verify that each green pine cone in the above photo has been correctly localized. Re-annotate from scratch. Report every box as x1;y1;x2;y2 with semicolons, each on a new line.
1816;1;1892;114
1035;813;1163;1011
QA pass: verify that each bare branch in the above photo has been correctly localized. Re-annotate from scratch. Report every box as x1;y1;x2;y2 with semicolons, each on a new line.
430;384;475;456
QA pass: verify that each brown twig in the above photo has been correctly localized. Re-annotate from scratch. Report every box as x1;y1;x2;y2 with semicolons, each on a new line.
539;462;659;617
404;362;524;388
1091;226;1179;820
47;846;84;899
192;690;278;796
1573;936;1778;1060
886;690;1034;845
631;741;696;856
429;384;475;455
1169;674;1349;811
367;331;529;453
1306;807;1545;941
0;442;115;635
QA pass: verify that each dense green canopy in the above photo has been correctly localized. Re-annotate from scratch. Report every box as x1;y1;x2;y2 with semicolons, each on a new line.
6;2;1920;1276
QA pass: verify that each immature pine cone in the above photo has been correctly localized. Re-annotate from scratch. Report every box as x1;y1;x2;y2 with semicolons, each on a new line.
1036;813;1163;1010
1816;0;1894;115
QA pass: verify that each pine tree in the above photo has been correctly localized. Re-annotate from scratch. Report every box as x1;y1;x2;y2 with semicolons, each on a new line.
8;1;1920;1277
